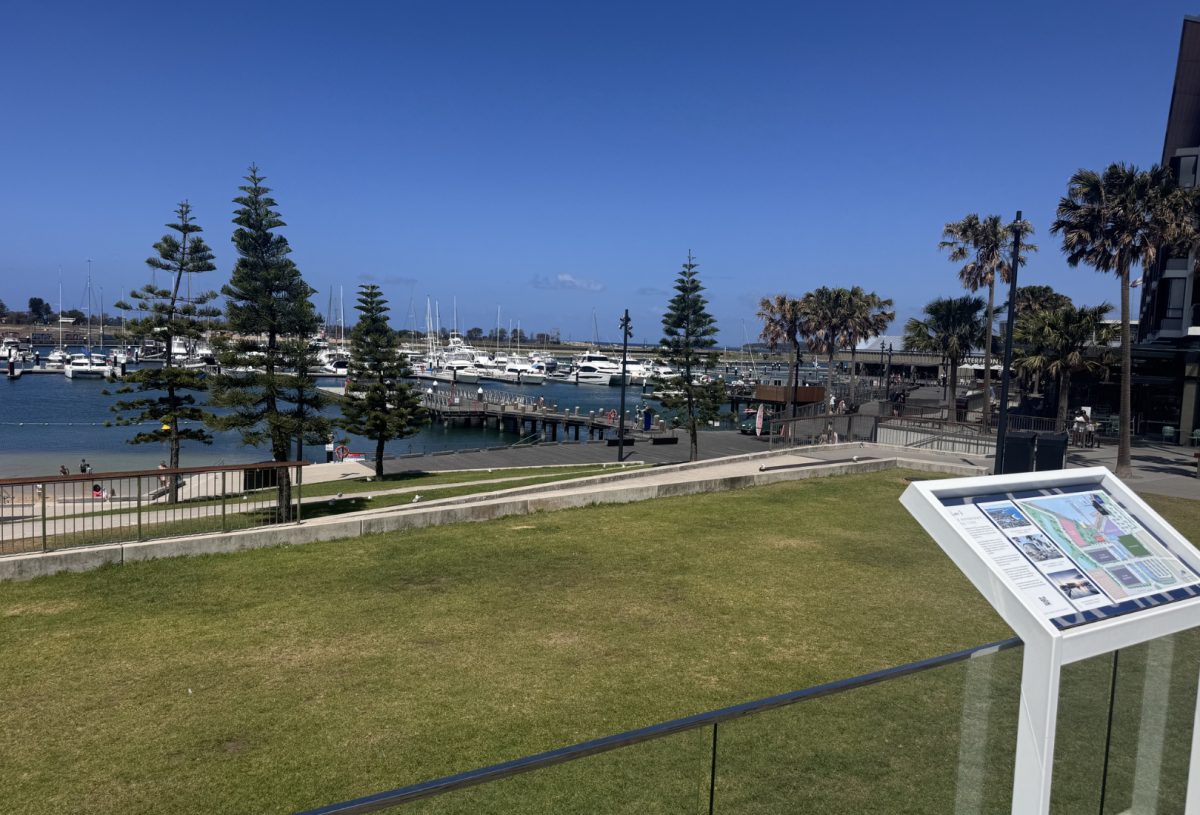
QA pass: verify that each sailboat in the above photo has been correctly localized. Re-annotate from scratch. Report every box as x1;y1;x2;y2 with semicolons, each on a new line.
47;272;68;367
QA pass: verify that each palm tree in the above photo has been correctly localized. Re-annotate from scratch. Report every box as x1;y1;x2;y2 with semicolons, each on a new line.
1051;163;1196;477
844;287;894;397
757;294;805;417
1003;284;1072;318
1014;303;1116;431
940;213;1037;428
903;295;987;420
798;287;855;408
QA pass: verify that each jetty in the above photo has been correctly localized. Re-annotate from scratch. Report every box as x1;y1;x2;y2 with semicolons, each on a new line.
323;385;679;445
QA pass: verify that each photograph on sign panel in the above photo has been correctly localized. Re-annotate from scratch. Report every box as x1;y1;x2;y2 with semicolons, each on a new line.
1047;568;1102;600
983;505;1033;530
1012;534;1065;563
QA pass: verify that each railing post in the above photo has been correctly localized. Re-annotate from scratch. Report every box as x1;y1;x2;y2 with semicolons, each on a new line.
136;476;143;541
221;471;227;532
295;464;303;523
40;484;47;551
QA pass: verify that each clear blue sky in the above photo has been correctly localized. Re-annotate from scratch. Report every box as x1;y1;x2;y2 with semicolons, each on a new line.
0;1;1192;345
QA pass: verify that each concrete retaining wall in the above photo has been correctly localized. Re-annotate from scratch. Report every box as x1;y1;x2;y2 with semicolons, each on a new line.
0;454;985;582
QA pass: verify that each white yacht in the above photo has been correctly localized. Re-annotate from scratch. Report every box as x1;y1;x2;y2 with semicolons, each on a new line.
63;353;116;380
320;348;350;375
570;350;630;386
496;354;545;385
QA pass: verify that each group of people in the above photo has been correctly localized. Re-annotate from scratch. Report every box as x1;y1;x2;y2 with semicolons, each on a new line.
58;459;93;477
1071;410;1098;448
827;395;849;414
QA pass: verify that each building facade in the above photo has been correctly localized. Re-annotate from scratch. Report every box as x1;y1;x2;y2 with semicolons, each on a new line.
1137;15;1200;441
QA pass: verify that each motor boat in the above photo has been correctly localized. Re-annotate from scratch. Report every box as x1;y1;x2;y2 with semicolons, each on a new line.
570;350;630;386
63;353;116;380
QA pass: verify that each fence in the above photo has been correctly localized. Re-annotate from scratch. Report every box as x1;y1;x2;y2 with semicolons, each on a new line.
0;461;307;556
296;638;1025;814
767;413;878;447
298;626;1200;814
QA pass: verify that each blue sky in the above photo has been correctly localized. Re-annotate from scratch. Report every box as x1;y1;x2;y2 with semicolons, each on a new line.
0;1;1192;345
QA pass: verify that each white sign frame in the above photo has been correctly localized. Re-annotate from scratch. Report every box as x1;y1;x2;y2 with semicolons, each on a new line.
901;466;1200;815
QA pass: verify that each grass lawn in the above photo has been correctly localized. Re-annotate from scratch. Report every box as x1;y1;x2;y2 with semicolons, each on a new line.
1;471;1197;814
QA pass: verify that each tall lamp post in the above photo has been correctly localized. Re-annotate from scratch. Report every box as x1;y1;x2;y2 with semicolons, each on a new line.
994;211;1023;474
617;309;632;461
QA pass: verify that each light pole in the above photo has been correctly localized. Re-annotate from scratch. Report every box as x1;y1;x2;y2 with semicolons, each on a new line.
617;309;632;461
994;211;1023;474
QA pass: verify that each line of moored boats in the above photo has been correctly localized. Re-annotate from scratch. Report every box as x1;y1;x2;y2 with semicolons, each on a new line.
3;333;678;388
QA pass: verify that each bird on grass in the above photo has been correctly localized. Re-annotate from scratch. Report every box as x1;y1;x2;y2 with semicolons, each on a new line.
411;494;421;503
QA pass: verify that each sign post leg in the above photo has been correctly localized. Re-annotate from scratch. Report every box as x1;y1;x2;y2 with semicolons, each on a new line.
1012;641;1061;815
1185;652;1200;815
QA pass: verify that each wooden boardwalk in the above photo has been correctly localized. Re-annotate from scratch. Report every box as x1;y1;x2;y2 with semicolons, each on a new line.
420;390;656;442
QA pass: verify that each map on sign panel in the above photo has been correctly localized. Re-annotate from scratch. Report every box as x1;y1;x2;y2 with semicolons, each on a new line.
942;489;1200;630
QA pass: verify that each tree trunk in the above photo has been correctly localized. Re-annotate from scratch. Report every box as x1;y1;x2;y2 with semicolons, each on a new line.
949;356;959;422
686;388;698;461
375;435;386;478
267;328;293;521
826;351;835;413
1056;370;1071;432
1116;269;1132;478
790;340;800;419
983;278;995;431
168;383;180;505
850;346;858;400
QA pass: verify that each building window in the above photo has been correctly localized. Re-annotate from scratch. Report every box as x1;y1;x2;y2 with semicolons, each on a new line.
1173;154;1198;187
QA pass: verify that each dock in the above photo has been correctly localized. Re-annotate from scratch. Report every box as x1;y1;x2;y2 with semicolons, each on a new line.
319;385;679;445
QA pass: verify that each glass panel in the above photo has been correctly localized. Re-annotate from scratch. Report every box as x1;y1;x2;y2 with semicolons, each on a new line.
1099;629;1200;814
404;724;712;814
1050;650;1116;815
712;647;1022;814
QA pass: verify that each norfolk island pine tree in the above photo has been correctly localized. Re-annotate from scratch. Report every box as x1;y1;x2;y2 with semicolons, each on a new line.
659;252;723;462
339;284;425;478
109;201;220;502
208;165;320;521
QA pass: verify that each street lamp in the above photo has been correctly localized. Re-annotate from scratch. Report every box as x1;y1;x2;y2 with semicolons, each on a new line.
617;309;632;461
994;210;1024;474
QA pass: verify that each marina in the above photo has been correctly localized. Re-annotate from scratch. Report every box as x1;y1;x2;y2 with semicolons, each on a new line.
0;356;682;479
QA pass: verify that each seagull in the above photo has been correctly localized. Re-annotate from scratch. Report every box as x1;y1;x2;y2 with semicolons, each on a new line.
411;494;421;503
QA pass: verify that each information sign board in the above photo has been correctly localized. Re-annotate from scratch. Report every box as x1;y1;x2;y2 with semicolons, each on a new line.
900;467;1200;815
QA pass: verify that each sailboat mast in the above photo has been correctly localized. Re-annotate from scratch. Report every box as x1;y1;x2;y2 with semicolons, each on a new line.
86;259;93;349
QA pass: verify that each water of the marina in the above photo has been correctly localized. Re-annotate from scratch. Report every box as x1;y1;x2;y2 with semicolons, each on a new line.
0;352;664;478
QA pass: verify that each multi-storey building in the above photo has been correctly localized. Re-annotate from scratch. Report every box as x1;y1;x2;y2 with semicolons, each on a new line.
1138;15;1200;442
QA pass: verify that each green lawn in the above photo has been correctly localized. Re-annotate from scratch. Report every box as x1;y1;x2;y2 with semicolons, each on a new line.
0;471;1197;815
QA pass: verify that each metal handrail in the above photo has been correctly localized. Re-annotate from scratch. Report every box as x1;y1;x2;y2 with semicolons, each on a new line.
0;460;308;488
296;636;1023;815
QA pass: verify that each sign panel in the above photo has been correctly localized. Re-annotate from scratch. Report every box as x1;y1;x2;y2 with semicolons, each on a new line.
938;484;1200;630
